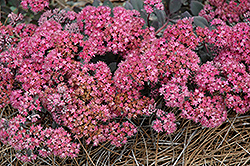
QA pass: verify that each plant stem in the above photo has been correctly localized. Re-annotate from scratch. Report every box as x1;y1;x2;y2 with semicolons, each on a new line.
147;13;151;27
155;17;170;34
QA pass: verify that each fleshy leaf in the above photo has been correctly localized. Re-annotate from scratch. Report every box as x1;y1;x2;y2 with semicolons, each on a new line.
103;0;113;9
93;0;101;7
190;0;204;16
8;0;20;7
151;19;160;30
130;0;144;12
108;62;117;73
155;9;167;27
193;16;209;28
181;11;192;18
169;0;182;14
124;1;133;10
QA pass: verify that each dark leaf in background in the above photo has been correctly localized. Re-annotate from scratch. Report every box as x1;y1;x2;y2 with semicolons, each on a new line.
181;11;192;18
66;1;75;6
26;149;32;157
190;0;204;16
52;121;59;129
18;6;27;14
193;16;209;28
169;13;181;22
199;51;210;63
198;45;213;64
103;0;113;9
140;10;147;27
93;0;101;7
10;6;17;13
129;0;147;26
154;9;167;27
130;0;143;12
151;19;159;30
73;6;81;13
169;0;182;14
7;0;20;7
108;62;117;73
1;6;12;14
124;1;133;10
33;12;42;21
30;12;43;25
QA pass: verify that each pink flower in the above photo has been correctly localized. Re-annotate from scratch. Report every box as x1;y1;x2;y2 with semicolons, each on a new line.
144;0;164;14
21;0;49;13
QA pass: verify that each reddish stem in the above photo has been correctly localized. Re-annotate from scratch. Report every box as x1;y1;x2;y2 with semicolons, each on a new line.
147;13;151;27
155;17;170;34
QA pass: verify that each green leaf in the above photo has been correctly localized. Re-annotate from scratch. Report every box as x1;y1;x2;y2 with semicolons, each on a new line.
10;6;17;13
190;0;204;16
169;0;182;14
193;16;209;28
130;0;144;12
8;0;20;7
103;0;113;9
93;0;101;7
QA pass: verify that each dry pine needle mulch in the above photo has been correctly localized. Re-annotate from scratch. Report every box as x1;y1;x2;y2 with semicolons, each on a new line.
1;107;250;166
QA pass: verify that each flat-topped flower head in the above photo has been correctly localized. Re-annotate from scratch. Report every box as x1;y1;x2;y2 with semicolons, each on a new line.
21;0;49;13
144;0;164;14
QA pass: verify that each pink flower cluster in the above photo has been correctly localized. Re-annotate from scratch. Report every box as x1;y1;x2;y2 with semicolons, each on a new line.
21;0;49;13
0;115;80;162
194;19;250;115
199;0;250;23
0;7;152;161
144;0;164;14
152;109;176;134
38;8;77;27
8;13;24;26
194;61;229;94
77;6;146;61
181;89;227;128
0;24;14;52
163;18;200;50
99;121;137;147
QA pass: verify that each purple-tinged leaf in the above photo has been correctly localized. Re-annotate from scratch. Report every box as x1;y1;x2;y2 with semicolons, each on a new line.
190;0;204;16
169;0;182;14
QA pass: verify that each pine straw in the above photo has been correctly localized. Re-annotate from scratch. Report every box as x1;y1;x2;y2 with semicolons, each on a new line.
1;106;250;166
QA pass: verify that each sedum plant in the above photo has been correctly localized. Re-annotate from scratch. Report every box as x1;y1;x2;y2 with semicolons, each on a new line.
0;0;249;163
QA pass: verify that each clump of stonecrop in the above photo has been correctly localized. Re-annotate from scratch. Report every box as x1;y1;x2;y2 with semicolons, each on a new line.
199;0;250;23
0;0;250;163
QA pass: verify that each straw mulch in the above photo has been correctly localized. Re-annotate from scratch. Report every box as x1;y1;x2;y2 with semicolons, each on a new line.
1;105;250;166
